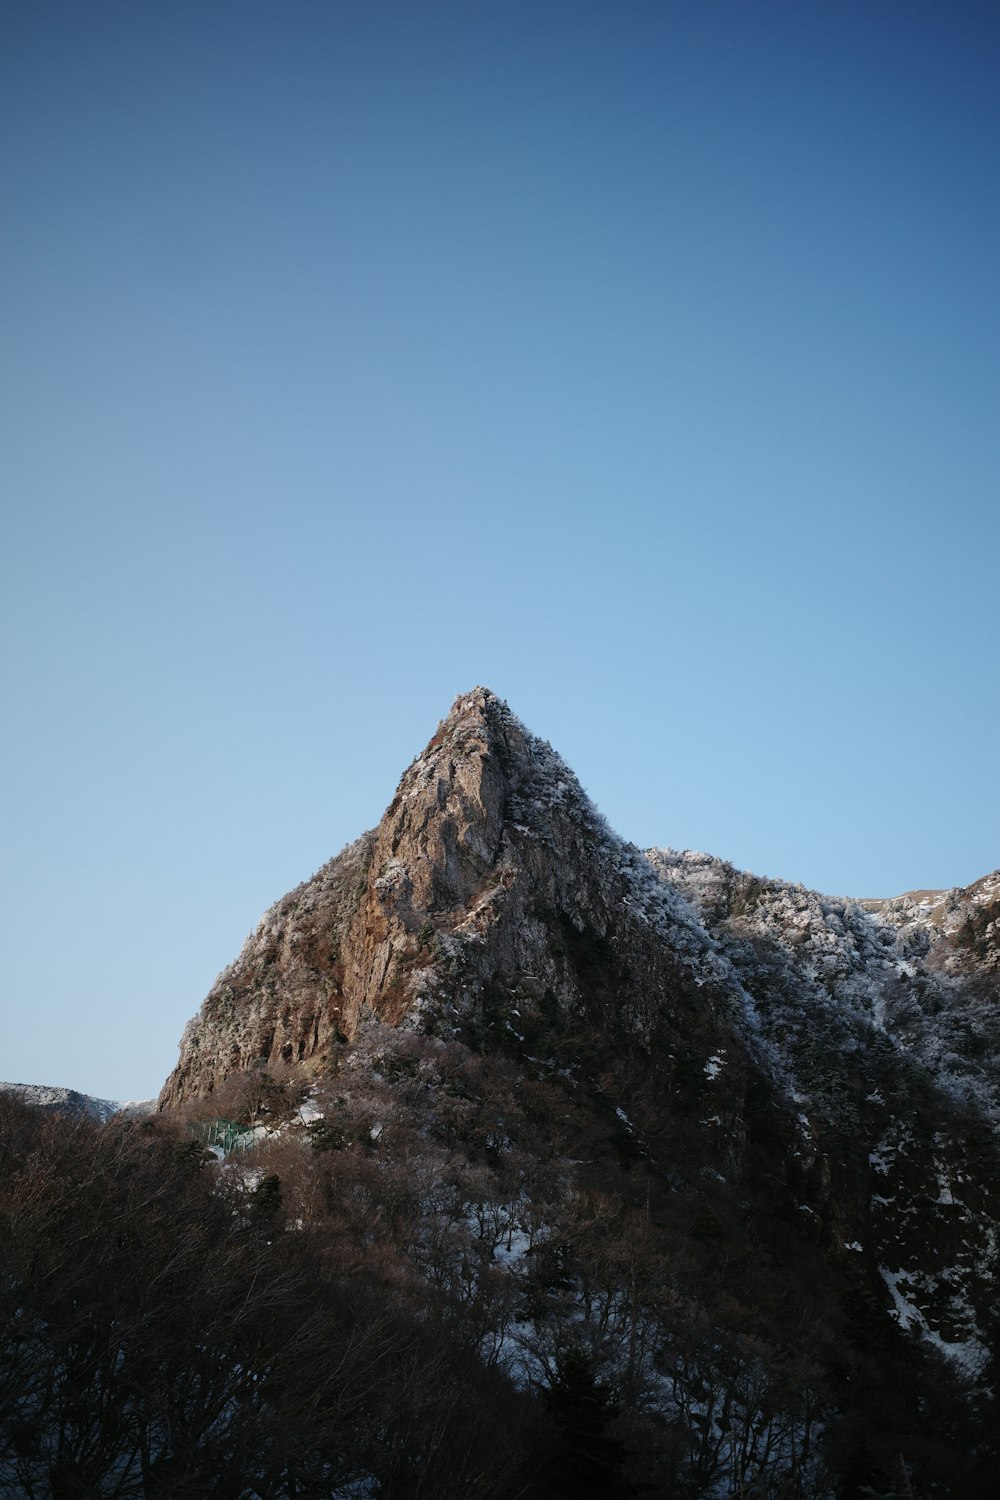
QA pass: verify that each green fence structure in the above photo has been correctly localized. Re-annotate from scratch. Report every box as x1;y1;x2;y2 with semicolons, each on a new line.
191;1117;256;1155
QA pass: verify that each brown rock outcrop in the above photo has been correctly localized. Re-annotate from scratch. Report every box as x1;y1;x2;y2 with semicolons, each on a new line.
159;688;737;1107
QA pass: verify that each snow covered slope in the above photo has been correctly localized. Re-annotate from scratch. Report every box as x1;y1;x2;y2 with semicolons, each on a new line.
0;1081;122;1123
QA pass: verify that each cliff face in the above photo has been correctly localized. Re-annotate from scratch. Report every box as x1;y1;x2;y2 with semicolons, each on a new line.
160;689;745;1107
337;688;740;1041
160;833;375;1106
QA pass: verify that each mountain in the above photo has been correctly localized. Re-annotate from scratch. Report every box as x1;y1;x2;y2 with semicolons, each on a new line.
0;1081;122;1124
160;686;743;1107
150;690;1000;1494
12;687;996;1498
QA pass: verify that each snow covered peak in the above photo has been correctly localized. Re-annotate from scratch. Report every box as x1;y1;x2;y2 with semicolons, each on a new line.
0;1080;122;1123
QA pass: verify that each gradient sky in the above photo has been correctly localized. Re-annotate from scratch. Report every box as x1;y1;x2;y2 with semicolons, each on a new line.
2;1;998;1101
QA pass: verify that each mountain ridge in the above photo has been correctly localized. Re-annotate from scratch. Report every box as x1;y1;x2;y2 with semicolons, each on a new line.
161;688;999;1120
157;688;1000;1394
0;1081;122;1124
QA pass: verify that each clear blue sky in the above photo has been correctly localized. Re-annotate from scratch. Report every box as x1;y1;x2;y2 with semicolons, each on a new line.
2;1;997;1100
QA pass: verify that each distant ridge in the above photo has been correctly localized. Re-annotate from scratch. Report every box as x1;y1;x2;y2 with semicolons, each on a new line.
0;1080;139;1123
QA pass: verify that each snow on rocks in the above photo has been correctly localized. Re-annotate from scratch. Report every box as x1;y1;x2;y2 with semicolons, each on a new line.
879;1266;989;1379
0;1081;122;1123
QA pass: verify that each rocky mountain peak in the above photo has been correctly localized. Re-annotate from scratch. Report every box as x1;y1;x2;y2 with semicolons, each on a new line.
367;686;522;914
159;690;729;1107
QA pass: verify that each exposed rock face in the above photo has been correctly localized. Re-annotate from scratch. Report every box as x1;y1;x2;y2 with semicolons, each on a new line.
160;689;745;1106
160;833;375;1105
338;688;738;1039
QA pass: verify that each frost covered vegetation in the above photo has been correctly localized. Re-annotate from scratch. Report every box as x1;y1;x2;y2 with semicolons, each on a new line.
649;855;1000;1121
4;1023;998;1499
5;690;999;1498
0;1083;122;1124
0;1092;544;1499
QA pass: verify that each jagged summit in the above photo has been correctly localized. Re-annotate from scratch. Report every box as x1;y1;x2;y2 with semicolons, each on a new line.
160;692;1000;1131
160;690;733;1106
